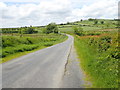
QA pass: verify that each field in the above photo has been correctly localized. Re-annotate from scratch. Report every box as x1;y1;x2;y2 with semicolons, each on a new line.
1;33;67;63
58;19;117;33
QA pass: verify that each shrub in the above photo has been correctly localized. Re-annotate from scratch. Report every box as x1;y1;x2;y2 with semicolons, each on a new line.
44;42;53;46
73;26;83;36
2;45;39;58
94;20;98;24
24;26;37;34
101;21;104;24
44;23;58;34
74;33;118;88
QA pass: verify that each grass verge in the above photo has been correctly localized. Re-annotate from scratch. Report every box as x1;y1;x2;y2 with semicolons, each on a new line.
74;32;118;88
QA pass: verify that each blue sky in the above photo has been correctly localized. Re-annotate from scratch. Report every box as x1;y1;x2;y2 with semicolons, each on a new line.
0;0;118;28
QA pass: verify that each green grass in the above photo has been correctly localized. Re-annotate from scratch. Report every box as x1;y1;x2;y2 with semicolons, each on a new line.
1;46;45;63
74;31;118;88
1;33;68;63
82;26;102;31
59;27;74;33
58;19;117;33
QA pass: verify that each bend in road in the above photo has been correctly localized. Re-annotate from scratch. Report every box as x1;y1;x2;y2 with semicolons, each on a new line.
2;35;74;88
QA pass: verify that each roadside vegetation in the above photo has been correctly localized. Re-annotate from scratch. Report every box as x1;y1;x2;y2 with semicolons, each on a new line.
74;31;118;88
1;23;67;63
58;19;119;88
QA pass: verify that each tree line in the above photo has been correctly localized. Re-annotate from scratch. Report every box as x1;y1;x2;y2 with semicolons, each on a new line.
2;26;38;34
2;23;59;35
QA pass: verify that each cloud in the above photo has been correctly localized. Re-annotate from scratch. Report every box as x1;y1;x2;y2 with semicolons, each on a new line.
0;0;44;3
0;0;118;28
67;0;118;21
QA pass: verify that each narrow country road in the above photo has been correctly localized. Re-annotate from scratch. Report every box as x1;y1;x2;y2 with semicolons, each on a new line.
60;45;86;88
2;35;74;88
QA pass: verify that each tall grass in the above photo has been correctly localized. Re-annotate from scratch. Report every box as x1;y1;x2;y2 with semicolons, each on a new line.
74;31;118;88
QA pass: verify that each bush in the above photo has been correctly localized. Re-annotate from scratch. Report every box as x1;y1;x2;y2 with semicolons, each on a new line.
73;26;83;36
100;36;111;43
74;33;118;88
44;42;53;46
23;26;37;34
94;20;98;24
2;36;41;48
87;33;101;36
44;23;58;34
2;45;39;58
88;18;95;21
101;21;104;24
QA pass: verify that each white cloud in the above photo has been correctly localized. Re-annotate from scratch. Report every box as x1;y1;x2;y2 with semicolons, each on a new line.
67;0;118;21
0;0;118;28
0;0;44;2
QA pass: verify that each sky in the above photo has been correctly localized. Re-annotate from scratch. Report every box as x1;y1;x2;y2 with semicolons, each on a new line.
0;0;119;28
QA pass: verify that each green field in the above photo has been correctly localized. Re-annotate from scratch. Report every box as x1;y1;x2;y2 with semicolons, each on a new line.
1;33;67;63
58;19;117;33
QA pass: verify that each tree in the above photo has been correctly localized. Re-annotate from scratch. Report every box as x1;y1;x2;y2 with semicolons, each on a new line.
45;23;58;34
88;18;94;21
26;27;34;34
94;20;98;24
53;26;58;33
23;26;38;34
19;27;23;37
73;26;83;36
101;21;104;24
67;22;70;25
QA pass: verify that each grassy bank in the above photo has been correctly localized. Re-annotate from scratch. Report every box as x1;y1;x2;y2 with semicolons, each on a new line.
74;31;118;88
1;33;68;63
59;19;118;88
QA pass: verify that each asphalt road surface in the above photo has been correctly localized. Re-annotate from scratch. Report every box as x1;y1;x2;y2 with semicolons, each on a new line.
2;35;74;88
60;45;86;88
